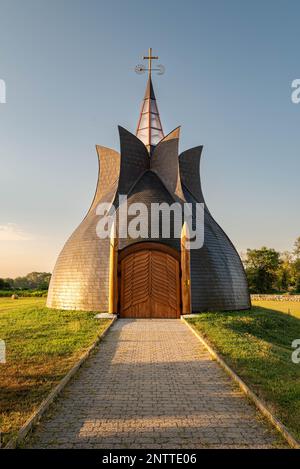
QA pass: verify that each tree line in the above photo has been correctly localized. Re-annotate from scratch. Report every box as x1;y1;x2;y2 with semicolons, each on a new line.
1;237;300;295
244;236;300;294
0;272;51;291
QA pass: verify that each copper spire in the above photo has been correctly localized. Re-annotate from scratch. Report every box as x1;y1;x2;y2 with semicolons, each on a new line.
136;48;164;153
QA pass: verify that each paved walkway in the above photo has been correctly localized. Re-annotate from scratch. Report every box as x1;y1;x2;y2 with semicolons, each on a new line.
27;319;284;448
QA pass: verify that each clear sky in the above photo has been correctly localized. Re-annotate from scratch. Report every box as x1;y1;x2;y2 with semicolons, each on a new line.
0;0;299;277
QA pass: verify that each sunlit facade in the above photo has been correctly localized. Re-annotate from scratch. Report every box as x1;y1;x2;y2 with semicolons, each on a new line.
47;72;250;314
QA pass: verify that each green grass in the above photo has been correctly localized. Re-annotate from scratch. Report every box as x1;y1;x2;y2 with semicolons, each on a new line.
0;290;47;297
187;304;300;441
0;298;111;446
252;299;300;319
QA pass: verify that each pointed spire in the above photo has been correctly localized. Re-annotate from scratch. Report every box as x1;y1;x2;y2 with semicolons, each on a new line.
136;75;164;154
144;76;155;100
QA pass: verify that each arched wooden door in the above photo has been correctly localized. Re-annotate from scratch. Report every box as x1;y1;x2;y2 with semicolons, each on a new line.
119;244;181;318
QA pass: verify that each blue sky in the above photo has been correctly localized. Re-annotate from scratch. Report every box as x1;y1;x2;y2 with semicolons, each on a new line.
0;0;299;276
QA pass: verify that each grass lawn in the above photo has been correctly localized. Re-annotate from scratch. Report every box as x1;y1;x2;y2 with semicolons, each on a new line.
186;303;300;441
252;299;300;319
0;297;111;446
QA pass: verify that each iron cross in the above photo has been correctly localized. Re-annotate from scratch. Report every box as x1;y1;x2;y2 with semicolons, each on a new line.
135;48;165;76
143;48;159;77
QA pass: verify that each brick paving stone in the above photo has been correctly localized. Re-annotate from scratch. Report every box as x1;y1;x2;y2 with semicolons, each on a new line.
26;319;286;448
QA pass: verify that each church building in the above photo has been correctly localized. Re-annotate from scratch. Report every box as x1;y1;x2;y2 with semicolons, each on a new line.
47;50;250;317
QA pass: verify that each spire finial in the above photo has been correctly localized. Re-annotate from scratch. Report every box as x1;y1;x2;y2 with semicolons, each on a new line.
135;49;165;154
135;48;165;77
143;47;158;78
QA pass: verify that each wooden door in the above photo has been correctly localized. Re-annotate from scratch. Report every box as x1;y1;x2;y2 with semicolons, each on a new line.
120;248;180;318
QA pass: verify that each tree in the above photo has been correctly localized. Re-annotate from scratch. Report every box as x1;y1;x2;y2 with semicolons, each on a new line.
4;278;14;288
8;272;51;290
245;247;281;293
25;272;51;289
292;258;300;293
275;251;294;292
293;237;300;259
288;238;300;292
13;276;28;289
0;278;10;289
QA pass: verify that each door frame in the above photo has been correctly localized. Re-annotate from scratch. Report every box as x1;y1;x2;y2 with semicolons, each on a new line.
119;242;180;262
118;242;181;316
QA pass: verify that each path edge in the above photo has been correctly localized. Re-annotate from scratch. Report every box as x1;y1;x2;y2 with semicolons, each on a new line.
181;316;300;449
3;316;117;450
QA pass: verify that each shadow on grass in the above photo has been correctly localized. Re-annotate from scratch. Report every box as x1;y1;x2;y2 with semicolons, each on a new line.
190;307;300;348
188;306;300;440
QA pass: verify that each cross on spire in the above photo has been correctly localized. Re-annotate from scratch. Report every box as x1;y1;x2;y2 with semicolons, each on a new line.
143;47;159;78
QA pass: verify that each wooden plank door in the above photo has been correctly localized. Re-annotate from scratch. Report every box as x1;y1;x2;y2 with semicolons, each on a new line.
120;248;180;318
150;251;180;318
120;250;151;318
